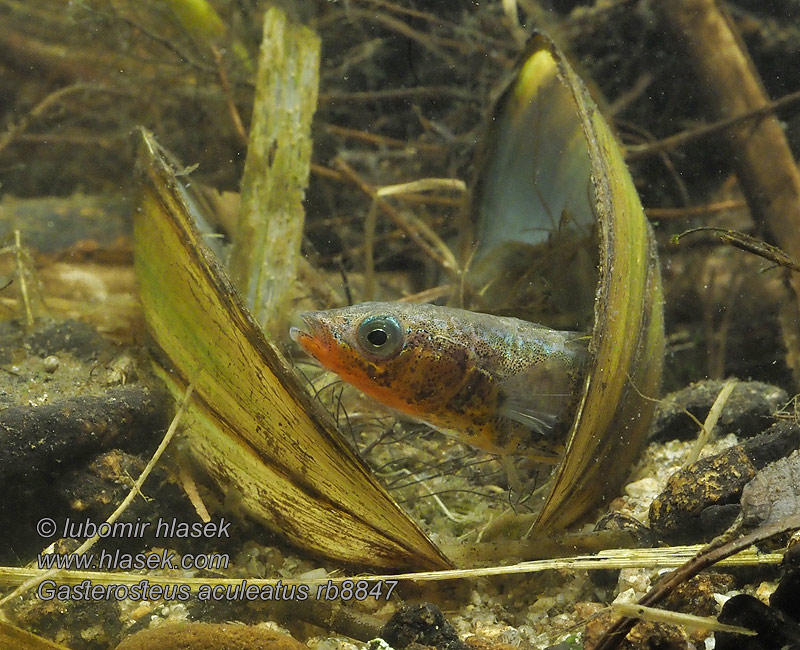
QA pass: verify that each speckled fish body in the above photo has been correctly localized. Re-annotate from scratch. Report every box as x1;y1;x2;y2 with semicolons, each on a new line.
290;302;587;457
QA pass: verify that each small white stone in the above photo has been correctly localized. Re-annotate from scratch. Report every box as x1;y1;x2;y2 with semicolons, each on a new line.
43;355;59;373
612;588;638;605
624;477;660;499
298;567;327;580
617;568;651;596
713;592;732;607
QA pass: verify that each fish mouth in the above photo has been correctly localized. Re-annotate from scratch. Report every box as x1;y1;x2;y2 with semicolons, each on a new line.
289;312;328;360
289;325;309;345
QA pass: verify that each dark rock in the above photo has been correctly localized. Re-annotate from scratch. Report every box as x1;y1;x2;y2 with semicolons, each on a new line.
650;421;800;543
741;449;800;529
25;319;116;360
0;385;169;487
594;512;656;548
698;504;742;537
591;512;656;591
381;603;469;650
649;380;786;442
662;573;736;617
649;446;755;543
771;568;800;623
741;421;800;469
717;594;800;650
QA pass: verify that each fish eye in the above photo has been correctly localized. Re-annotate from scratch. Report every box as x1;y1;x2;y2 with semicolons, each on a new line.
357;315;404;358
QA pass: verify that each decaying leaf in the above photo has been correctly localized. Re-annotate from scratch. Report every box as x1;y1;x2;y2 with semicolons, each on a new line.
467;34;664;533
134;129;450;570
741;448;800;529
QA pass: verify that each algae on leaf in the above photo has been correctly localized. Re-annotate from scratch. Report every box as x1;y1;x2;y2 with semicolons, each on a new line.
229;7;319;337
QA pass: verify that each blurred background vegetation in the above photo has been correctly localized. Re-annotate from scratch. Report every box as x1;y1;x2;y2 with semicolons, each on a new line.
2;0;800;387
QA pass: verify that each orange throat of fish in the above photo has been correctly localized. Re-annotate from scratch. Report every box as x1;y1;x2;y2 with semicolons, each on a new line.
291;326;425;418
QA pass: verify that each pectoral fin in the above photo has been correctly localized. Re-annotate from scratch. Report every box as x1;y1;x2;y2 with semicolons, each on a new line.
497;355;581;437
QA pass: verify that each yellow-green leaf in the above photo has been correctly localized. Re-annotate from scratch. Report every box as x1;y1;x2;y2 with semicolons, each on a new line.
466;34;664;532
134;129;450;571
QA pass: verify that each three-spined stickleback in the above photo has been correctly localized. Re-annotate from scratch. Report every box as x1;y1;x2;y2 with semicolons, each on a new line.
290;302;587;459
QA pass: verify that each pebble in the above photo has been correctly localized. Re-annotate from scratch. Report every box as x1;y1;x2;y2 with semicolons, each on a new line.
43;355;59;373
625;477;660;500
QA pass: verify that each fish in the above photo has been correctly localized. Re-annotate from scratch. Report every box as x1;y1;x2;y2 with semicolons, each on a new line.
290;302;587;459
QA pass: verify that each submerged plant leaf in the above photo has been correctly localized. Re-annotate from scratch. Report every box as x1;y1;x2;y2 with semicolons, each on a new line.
467;34;664;532
134;129;450;570
164;0;226;45
741;448;800;529
230;7;319;336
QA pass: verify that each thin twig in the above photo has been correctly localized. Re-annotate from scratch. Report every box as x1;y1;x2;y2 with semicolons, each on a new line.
607;73;653;117
319;86;475;103
344;8;459;64
376;178;466;196
0;83;112;157
334;159;458;273
593;515;800;650
310;163;346;181
13;230;33;328
397;284;452;304
211;44;248;146
116;13;215;73
363;198;379;301
674;227;800;272
350;0;517;56
324;123;447;152
626;87;800;160
610;603;756;637
386;193;463;207
684;378;736;466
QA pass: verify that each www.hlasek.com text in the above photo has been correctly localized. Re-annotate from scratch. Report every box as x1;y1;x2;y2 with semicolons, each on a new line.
37;548;229;572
